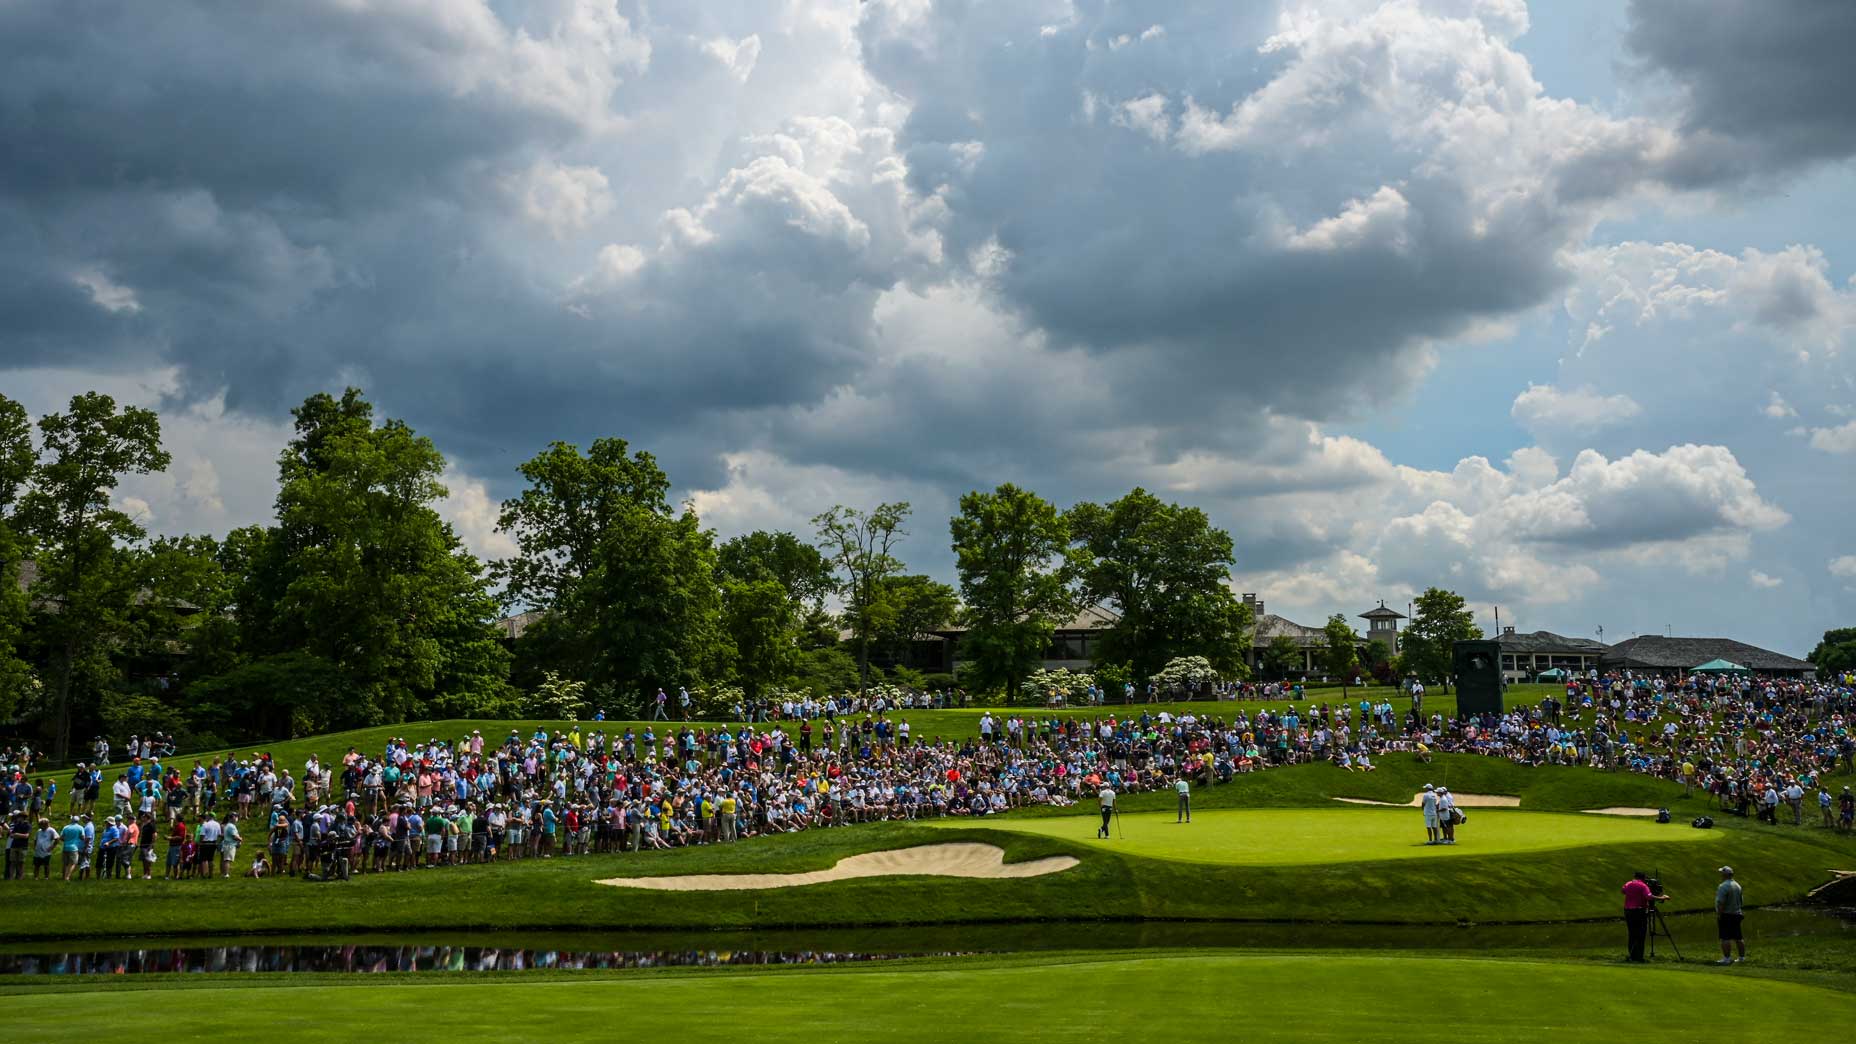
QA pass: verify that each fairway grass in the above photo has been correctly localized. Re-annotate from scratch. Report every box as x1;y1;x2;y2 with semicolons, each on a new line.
4;952;1850;1042
929;807;1723;866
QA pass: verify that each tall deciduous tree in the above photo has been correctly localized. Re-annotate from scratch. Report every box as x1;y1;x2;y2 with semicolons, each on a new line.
716;530;835;609
813;502;909;689
496;437;727;708
1322;613;1359;694
0;394;34;722
949;484;1074;700
16;392;169;760
1807;628;1856;676
1403;587;1483;689
721;576;800;699
1066;488;1251;681
865;573;958;669
1262;635;1303;680
238;389;512;733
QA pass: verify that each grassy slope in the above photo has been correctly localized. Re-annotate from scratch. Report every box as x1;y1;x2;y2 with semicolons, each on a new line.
64;685;1559;775
4;754;1849;941
2;952;1851;1042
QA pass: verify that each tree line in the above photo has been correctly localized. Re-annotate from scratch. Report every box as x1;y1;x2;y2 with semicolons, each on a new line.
0;388;1281;757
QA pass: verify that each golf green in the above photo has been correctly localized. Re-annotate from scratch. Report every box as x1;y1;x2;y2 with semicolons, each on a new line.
3;952;1847;1042
929;807;1720;865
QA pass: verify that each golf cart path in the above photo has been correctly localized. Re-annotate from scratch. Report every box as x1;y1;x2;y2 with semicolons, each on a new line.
594;843;1078;891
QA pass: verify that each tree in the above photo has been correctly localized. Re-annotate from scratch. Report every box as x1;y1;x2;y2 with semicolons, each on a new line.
1807;628;1856;676
721;575;801;699
716;531;834;609
235;389;513;733
16;392;170;760
1322;614;1360;694
949;483;1074;700
1403;587;1483;689
0;394;35;723
496;437;727;708
812;502;909;689
1066;489;1251;680
495;438;673;612
1262;635;1303;681
1363;638;1394;684
865;573;958;667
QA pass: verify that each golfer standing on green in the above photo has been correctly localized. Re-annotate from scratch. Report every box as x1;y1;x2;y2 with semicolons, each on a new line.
1175;777;1191;823
1097;785;1116;839
1715;866;1745;964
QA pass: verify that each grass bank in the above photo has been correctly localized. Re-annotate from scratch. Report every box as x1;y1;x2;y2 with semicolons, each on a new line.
2;950;1850;1042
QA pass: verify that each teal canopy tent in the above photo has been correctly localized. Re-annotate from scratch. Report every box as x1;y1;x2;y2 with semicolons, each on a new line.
1691;658;1749;674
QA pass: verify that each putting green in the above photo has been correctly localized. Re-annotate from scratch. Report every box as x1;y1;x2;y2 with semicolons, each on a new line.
3;953;1848;1042
929;807;1719;866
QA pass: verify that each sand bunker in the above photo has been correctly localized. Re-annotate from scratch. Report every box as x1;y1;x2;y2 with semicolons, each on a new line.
1333;792;1521;808
1582;807;1662;817
594;843;1079;892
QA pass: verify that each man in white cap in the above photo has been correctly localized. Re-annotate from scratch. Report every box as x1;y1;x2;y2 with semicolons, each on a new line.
1420;784;1439;844
1714;866;1745;964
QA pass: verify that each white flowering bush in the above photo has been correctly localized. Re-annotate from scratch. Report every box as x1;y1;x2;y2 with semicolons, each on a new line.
527;672;588;721
1151;656;1218;688
1021;667;1092;706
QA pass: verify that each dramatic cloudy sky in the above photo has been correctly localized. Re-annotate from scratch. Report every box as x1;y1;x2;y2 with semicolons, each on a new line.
3;0;1853;654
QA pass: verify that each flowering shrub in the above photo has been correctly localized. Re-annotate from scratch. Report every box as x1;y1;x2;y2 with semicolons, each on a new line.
1020;667;1092;705
1151;655;1217;688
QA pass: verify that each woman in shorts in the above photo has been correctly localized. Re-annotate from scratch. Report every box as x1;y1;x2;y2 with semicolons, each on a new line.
269;816;291;875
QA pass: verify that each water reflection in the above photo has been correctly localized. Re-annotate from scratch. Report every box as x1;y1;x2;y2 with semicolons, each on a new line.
0;944;975;976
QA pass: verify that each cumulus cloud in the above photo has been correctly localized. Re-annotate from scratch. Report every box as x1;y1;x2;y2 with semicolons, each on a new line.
1832;556;1856;587
1511;384;1643;432
3;1;1852;648
1748;570;1783;589
1807;419;1856;454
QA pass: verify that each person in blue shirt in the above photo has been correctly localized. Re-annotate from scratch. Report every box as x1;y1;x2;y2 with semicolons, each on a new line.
58;816;84;880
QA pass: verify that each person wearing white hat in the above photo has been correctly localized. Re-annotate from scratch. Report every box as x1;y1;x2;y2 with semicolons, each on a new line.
1420;784;1439;845
1715;866;1745;964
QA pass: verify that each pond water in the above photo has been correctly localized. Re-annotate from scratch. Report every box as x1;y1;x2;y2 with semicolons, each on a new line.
1;909;1846;977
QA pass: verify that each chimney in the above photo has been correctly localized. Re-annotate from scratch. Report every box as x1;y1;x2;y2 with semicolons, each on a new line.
1242;593;1263;617
1502;625;1516;636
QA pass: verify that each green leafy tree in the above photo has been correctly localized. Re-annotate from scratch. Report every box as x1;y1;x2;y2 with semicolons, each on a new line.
1363;638;1393;683
1807;628;1856;676
949;483;1075;701
1262;635;1303;680
16;392;170;760
812;502;909;689
1066;489;1251;680
721;575;801;699
237;389;513;732
865;573;958;668
716;531;835;608
1322;614;1360;694
1403;587;1484;689
0;394;35;722
496;437;727;709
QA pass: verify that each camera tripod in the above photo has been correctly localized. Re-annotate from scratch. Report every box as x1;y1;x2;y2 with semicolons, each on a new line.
1646;900;1682;960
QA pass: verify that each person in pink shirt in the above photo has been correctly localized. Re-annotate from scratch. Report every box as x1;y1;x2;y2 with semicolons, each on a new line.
1621;870;1669;962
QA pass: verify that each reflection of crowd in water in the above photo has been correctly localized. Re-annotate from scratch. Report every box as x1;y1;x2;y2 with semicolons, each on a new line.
0;943;967;976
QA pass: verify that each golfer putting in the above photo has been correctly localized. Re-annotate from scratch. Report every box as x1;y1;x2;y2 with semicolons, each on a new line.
1175;777;1191;823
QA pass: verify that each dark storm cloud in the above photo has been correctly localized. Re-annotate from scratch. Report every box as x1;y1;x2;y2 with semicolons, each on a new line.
0;1;903;490
1626;0;1856;183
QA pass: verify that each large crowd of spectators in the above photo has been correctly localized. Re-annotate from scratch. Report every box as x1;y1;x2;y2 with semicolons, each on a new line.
3;669;1851;883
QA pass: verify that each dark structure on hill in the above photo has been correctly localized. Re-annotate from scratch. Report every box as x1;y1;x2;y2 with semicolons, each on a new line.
1602;636;1815;677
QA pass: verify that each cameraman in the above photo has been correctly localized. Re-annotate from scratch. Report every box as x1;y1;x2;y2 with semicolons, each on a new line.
1621;870;1669;963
